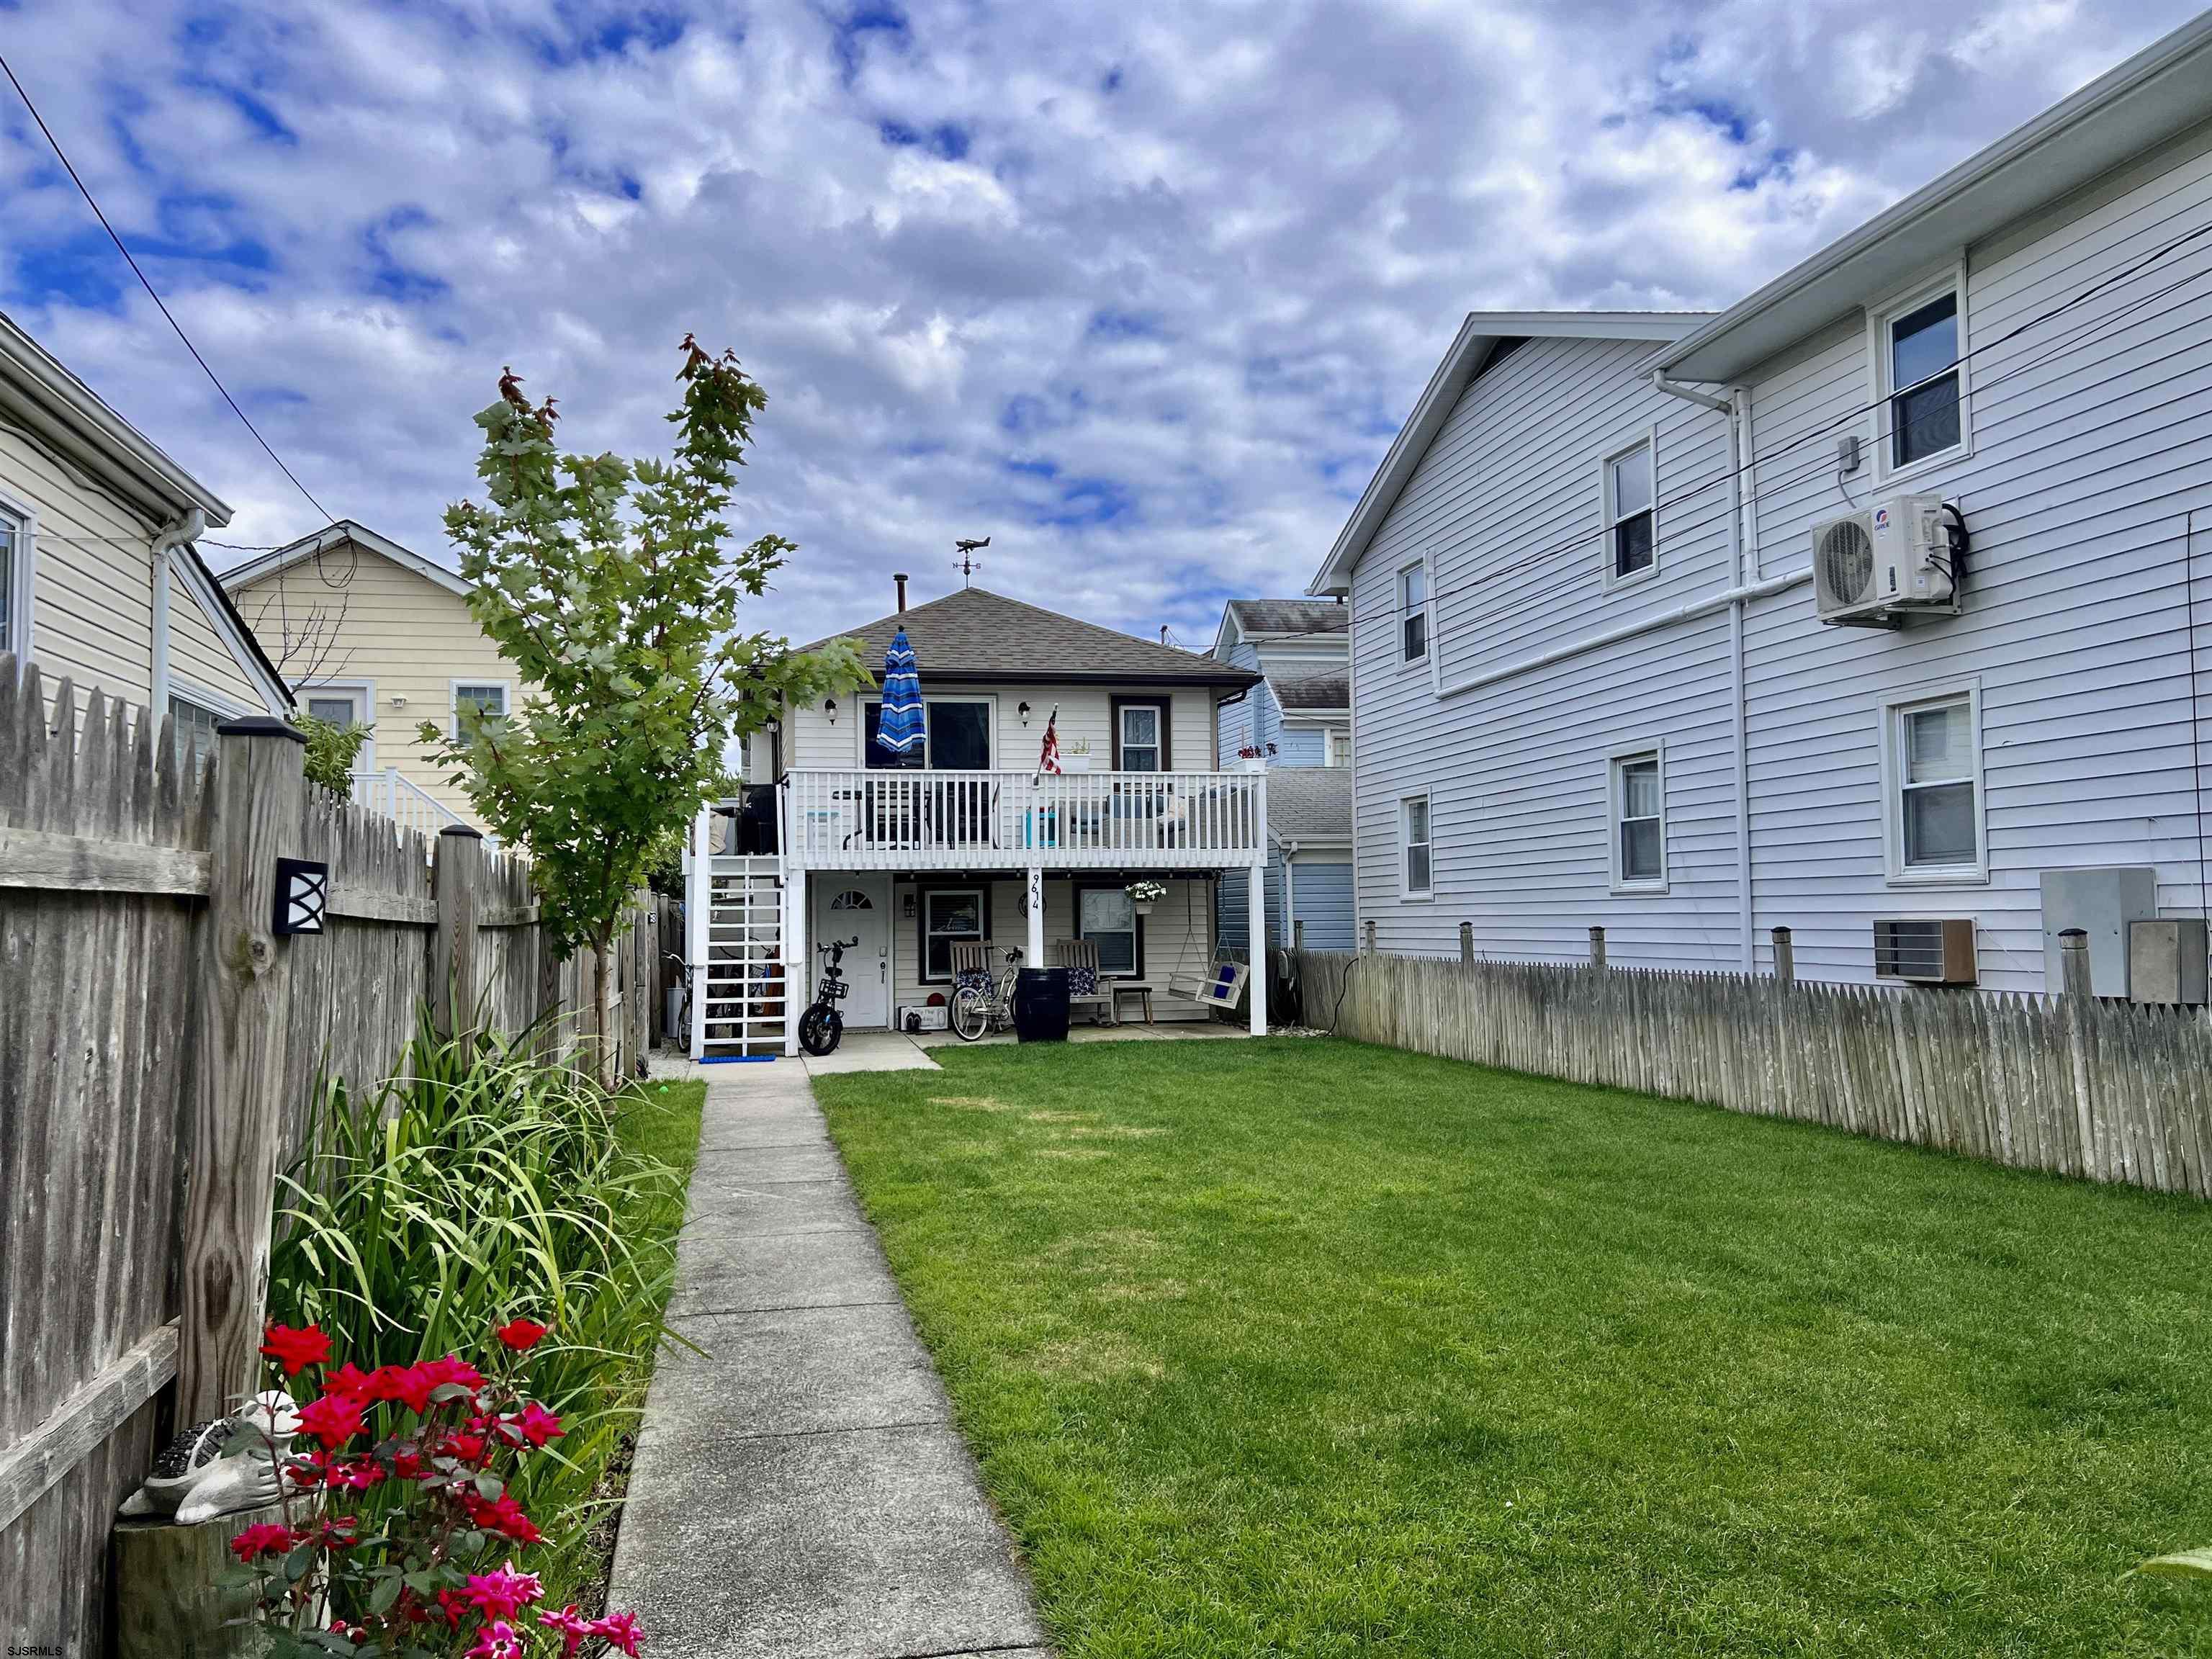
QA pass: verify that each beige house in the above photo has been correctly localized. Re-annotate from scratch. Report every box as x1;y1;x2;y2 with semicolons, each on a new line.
0;310;289;740
220;521;507;836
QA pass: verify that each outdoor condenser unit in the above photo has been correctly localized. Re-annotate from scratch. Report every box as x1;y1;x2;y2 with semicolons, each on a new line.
1873;918;1977;986
1812;495;1958;626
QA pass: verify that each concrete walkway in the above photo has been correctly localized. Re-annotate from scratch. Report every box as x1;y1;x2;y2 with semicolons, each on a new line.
609;1061;1051;1659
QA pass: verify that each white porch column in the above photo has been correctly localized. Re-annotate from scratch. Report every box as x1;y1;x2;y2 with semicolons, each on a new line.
1249;768;1268;1035
1247;855;1267;1035
686;806;711;1060
784;866;808;1057
1025;866;1046;970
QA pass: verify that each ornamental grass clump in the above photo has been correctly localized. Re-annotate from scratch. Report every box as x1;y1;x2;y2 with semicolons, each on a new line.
230;1319;643;1658
267;1017;688;1600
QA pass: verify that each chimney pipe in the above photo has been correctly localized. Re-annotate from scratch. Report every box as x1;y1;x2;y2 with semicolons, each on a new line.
894;572;909;612
1159;625;1170;645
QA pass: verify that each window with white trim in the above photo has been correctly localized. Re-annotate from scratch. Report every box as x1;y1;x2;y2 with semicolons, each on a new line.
1875;271;1969;474
0;503;20;657
1398;562;1428;663
1887;690;1982;879
1325;726;1351;768
452;682;509;743
1399;794;1432;897
168;693;222;773
1078;886;1139;976
1604;437;1655;583
1117;702;1162;772
1609;750;1665;891
921;887;984;981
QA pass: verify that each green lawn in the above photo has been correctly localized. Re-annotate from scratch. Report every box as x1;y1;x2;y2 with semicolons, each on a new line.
814;1038;2212;1658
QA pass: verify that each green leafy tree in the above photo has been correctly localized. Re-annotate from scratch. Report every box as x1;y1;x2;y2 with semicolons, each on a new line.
296;713;371;795
423;337;865;1084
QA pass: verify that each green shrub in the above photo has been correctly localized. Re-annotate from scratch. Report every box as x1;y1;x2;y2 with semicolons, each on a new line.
295;712;372;794
268;1015;693;1599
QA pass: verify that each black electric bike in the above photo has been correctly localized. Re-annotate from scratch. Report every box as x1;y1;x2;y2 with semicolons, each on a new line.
799;936;859;1057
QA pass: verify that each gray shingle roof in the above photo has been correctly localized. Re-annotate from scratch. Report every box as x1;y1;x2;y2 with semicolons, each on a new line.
1265;765;1352;842
804;586;1259;685
1228;598;1349;637
1272;670;1349;711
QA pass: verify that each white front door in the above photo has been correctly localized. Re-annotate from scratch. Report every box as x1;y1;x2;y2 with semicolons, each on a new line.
814;876;891;1028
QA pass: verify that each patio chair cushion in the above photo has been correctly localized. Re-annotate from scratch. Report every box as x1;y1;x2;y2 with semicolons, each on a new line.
953;968;992;995
1067;963;1098;996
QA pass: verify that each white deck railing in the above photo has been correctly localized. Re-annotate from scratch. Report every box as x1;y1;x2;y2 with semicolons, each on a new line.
349;768;474;848
781;768;1264;870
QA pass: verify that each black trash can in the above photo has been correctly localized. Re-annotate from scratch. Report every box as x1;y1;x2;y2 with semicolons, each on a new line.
1012;966;1071;1043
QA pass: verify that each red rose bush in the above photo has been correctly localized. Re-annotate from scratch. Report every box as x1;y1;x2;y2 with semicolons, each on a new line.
229;1321;642;1658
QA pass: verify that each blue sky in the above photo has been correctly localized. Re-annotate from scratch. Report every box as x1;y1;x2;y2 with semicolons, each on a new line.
1;0;2200;651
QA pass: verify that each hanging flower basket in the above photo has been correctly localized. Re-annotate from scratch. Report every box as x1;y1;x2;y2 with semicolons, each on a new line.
1125;879;1167;916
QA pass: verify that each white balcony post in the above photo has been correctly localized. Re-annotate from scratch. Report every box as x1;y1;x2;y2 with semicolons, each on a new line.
784;866;808;1058
1248;769;1267;1035
1025;866;1045;971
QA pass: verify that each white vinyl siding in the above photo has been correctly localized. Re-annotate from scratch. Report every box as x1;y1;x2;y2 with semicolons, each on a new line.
785;682;1215;775
1345;130;2212;991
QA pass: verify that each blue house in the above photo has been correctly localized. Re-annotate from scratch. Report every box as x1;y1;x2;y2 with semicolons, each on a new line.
1212;600;1354;950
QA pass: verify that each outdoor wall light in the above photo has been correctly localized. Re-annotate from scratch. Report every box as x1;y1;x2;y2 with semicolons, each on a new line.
274;856;330;937
1019;701;1031;724
824;696;838;723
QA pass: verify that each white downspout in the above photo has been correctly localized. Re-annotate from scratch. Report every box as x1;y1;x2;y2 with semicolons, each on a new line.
1650;373;1754;974
148;506;207;721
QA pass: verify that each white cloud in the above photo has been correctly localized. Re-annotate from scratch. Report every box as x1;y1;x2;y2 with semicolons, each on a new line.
0;0;2199;654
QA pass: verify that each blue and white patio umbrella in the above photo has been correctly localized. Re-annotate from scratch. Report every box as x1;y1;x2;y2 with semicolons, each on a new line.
875;627;926;757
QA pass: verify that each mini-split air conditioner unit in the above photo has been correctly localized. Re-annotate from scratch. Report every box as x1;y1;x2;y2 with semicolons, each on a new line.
1812;495;1959;626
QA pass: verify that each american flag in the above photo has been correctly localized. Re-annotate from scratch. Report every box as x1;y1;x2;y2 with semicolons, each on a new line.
1038;710;1063;775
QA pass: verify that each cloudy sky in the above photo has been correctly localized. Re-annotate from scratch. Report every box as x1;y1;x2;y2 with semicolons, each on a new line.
1;1;2201;649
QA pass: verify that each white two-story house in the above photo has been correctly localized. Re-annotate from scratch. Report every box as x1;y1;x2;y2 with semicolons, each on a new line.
1310;14;2212;997
685;578;1269;1055
1210;598;1354;952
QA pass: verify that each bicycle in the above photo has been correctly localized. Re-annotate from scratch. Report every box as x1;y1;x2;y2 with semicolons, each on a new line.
949;946;1024;1042
799;936;858;1057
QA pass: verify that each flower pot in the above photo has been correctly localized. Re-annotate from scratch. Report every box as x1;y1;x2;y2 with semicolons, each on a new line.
1237;757;1267;772
1133;901;1155;916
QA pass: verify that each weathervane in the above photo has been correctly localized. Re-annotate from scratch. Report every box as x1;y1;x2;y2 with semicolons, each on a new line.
956;536;990;586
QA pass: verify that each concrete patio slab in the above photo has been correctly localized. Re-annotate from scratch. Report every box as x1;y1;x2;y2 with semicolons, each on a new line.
799;1030;941;1074
650;1304;950;1439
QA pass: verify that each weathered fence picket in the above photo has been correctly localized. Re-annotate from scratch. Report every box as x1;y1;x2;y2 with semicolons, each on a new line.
1290;946;2212;1199
0;658;663;1655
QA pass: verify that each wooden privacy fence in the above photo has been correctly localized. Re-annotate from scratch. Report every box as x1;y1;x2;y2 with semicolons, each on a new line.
1290;946;2212;1200
0;659;659;1655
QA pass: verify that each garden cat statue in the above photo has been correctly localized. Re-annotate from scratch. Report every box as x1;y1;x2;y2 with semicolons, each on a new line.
120;1390;300;1524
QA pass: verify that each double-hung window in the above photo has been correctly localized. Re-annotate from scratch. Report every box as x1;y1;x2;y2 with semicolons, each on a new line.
1116;702;1163;771
1398;562;1428;663
1399;794;1432;898
1876;269;1969;475
920;888;984;980
1078;886;1139;975
1886;688;1984;881
0;502;22;658
452;681;509;744
1604;436;1655;584
1609;749;1665;891
168;693;222;772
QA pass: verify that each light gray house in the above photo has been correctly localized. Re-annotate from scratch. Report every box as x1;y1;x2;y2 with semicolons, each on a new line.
1310;14;2212;996
1210;598;1354;950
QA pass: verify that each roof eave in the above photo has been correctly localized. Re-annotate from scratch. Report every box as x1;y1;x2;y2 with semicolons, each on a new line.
1307;311;1712;595
1658;13;2212;383
0;313;233;528
220;521;471;598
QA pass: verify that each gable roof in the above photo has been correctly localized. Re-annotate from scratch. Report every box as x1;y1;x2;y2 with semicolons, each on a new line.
1226;598;1349;639
1266;765;1352;844
219;519;470;598
1272;669;1349;713
1658;14;2212;384
1306;311;1712;596
0;310;232;529
802;585;1258;687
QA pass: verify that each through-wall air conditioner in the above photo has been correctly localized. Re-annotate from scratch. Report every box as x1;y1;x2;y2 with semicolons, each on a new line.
1812;495;1959;626
1873;917;1977;986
